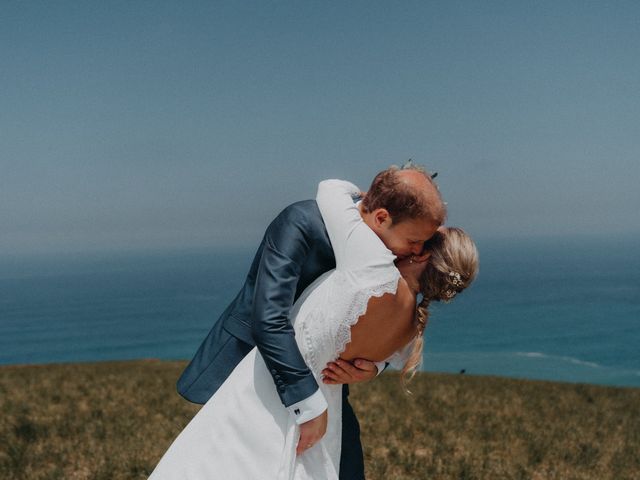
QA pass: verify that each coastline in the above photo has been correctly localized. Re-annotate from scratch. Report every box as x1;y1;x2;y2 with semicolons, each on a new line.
3;239;639;392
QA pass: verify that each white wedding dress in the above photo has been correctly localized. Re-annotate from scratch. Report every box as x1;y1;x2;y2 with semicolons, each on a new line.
149;180;403;480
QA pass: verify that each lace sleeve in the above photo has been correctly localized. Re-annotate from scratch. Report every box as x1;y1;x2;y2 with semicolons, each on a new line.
332;266;402;359
296;264;401;374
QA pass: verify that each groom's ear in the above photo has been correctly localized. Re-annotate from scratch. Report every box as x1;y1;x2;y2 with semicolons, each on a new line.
372;208;392;228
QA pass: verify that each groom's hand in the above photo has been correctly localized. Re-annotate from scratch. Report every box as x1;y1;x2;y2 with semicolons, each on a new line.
297;409;328;455
321;358;378;385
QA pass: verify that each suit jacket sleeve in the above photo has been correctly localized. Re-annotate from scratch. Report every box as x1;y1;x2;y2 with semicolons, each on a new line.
250;209;325;411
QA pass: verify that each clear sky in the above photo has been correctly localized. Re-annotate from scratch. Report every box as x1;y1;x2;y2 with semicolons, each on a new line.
2;1;639;255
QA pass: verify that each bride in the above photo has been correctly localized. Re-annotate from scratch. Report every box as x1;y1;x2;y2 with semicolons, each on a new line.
149;179;478;479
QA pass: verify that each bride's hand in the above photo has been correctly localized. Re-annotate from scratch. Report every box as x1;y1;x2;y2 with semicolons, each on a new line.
321;358;378;384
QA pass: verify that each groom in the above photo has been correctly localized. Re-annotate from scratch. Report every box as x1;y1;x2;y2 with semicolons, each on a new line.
177;162;445;479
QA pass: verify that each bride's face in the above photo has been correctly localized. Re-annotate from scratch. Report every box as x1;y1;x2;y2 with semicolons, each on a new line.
395;252;431;292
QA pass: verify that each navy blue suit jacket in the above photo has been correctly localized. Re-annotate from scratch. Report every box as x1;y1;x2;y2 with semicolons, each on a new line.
177;199;336;406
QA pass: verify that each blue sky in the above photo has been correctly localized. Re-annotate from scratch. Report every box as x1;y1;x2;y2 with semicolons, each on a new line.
2;1;639;254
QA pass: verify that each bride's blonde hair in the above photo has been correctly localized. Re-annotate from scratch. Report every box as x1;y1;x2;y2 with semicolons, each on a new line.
401;227;479;388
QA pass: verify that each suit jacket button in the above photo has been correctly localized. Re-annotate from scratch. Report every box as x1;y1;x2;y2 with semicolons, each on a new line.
274;374;281;380
278;385;285;392
270;369;277;375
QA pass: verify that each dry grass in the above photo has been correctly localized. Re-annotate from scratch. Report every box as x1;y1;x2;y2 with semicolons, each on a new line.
0;360;638;479
353;371;640;480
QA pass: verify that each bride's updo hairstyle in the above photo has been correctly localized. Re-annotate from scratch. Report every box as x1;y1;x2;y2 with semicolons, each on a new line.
401;227;479;387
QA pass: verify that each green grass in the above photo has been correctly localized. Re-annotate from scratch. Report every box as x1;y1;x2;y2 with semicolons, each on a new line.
1;359;638;479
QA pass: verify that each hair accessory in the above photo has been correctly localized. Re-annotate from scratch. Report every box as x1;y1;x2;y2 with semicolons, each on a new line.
449;271;463;287
401;158;414;169
441;272;464;302
442;289;457;300
401;158;438;179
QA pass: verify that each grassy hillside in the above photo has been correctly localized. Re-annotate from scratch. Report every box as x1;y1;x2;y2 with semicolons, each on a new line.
1;359;638;479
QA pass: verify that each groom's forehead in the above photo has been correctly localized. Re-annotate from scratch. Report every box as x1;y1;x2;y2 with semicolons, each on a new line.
396;217;436;236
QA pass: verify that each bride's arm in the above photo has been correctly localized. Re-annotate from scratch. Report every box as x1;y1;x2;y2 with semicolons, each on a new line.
315;179;363;268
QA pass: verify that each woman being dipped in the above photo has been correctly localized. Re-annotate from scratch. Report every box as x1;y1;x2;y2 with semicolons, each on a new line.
324;226;479;388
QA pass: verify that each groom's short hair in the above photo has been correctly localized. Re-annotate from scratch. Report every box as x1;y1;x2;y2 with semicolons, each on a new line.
361;164;446;225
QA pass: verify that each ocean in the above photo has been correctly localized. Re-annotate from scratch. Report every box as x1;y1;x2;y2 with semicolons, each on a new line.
1;235;639;388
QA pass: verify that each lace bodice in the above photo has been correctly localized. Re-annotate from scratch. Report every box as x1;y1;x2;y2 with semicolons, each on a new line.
291;266;400;376
289;179;401;376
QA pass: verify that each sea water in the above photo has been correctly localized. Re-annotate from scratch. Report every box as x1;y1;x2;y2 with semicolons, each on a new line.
1;235;638;387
